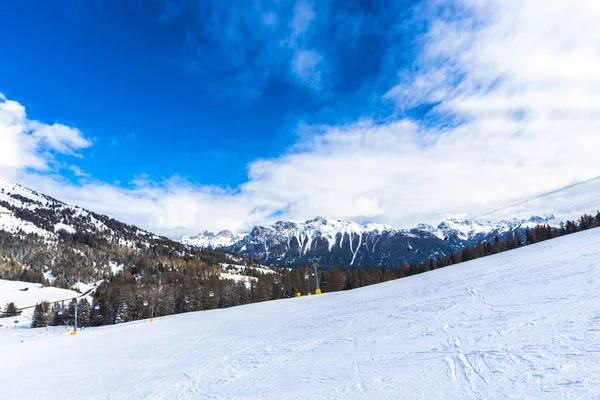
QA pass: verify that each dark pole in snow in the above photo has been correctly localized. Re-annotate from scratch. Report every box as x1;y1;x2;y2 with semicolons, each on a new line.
309;257;321;295
73;298;78;333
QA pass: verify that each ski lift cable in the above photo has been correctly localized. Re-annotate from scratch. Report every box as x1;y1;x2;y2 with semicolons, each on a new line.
472;175;600;219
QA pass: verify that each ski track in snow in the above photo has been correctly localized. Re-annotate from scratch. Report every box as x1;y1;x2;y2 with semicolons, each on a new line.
2;229;600;399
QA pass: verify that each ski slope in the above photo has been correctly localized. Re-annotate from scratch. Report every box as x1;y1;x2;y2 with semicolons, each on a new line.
2;229;600;399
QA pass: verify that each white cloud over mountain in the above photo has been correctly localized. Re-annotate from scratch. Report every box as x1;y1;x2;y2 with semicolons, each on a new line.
2;0;600;236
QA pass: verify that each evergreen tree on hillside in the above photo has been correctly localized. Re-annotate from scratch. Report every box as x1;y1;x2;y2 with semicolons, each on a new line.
50;302;64;326
565;220;578;234
77;298;91;327
31;303;49;328
525;228;534;244
3;302;17;317
65;299;77;326
90;299;103;326
111;293;129;324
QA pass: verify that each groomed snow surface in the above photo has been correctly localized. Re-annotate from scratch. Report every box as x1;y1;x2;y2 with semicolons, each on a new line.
2;229;600;399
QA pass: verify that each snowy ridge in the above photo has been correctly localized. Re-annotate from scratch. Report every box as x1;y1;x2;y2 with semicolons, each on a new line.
184;217;397;252
3;228;600;399
433;215;558;241
181;230;246;249
247;217;395;253
183;215;558;266
0;176;163;248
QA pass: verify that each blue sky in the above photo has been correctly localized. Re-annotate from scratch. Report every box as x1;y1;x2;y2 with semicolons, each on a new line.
0;0;425;187
1;0;598;236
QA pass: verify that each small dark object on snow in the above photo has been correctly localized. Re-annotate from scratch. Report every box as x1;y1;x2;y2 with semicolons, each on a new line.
19;287;29;291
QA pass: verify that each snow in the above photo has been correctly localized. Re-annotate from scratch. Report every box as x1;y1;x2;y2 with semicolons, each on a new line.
181;230;247;248
0;210;55;239
108;261;124;274
220;272;257;288
220;263;276;275
0;176;159;247
70;281;98;295
235;216;400;256
219;263;276;287
0;280;83;329
43;270;56;284
54;222;76;234
2;229;600;399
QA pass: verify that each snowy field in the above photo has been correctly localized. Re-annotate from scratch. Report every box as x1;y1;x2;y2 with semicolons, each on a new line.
0;280;83;329
1;229;600;399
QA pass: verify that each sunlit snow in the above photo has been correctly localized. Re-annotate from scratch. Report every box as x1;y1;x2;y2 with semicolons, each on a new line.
1;229;600;398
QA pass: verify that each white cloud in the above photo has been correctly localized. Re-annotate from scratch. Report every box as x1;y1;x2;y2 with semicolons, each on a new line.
3;0;600;238
0;95;90;174
291;49;322;88
30;122;91;155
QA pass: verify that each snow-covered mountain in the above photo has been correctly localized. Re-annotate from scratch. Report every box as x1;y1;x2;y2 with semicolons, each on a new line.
0;176;163;247
0;177;269;288
181;230;246;249
182;215;558;266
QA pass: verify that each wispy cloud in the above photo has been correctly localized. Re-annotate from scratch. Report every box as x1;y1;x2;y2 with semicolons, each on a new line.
291;49;322;88
162;0;417;104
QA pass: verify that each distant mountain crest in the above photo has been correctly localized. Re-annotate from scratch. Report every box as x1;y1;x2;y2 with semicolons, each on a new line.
181;229;246;249
181;215;557;266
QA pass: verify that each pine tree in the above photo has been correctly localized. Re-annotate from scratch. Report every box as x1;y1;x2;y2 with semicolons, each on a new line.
3;302;17;317
50;303;64;326
113;301;128;324
90;299;103;326
77;298;91;327
525;228;534;244
65;299;77;326
31;303;49;328
111;292;130;324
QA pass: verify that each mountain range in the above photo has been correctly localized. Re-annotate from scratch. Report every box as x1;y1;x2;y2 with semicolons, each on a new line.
181;215;557;266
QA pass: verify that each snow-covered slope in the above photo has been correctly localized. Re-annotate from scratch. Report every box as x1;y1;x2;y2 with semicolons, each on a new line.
0;279;86;329
2;228;600;399
183;215;558;266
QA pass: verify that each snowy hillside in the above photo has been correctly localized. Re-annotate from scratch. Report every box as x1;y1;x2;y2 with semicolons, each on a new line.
0;279;87;329
0;176;162;246
183;215;558;266
2;228;600;399
0;176;269;288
